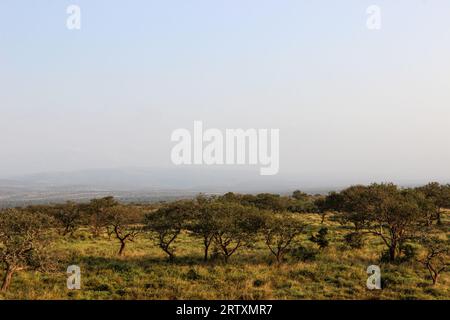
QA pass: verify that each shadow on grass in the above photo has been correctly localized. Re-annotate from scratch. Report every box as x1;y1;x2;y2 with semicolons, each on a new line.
71;253;278;273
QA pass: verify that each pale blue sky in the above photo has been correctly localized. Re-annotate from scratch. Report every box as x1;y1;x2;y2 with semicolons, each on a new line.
1;1;450;184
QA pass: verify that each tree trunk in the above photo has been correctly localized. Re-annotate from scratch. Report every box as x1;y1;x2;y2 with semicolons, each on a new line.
118;241;126;256
1;267;15;292
203;236;212;262
389;244;397;261
432;273;438;285
276;252;282;264
203;245;209;262
436;211;442;225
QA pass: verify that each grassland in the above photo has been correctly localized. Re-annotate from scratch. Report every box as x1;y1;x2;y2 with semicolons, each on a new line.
0;213;448;300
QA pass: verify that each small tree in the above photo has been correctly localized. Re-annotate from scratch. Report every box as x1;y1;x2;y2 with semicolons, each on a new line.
245;193;288;212
263;213;306;263
211;202;264;263
416;182;450;225
314;192;346;224
188;199;217;262
52;201;82;236
310;227;329;250
330;186;372;231
292;190;309;201
107;205;143;256
0;209;53;292
145;201;193;261
418;236;449;285
87;196;119;237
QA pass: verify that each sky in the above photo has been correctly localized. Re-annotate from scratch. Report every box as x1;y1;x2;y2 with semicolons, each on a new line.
1;0;450;185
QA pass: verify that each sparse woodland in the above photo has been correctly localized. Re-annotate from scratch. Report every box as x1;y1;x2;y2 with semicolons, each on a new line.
0;183;448;299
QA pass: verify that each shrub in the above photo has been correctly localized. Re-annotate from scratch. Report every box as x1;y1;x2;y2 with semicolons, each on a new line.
289;246;319;262
399;243;418;263
344;232;365;249
309;227;329;249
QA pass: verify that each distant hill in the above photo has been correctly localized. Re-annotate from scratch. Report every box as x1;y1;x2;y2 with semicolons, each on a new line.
1;167;440;208
0;167;338;207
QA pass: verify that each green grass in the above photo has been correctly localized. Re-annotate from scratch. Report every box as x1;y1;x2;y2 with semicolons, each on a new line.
0;213;448;300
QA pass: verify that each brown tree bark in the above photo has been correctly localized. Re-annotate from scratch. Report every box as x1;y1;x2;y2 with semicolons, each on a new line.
1;267;15;292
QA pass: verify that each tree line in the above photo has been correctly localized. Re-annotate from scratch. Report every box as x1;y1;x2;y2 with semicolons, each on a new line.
0;182;448;292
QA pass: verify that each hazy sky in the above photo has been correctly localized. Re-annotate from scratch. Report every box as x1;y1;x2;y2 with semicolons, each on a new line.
1;0;450;183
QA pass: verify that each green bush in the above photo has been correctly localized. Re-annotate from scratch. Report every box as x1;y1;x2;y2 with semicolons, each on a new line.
289;246;319;262
344;232;365;249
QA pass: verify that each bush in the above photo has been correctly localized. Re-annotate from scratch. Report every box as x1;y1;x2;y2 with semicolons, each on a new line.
289;246;319;262
185;269;201;281
399;243;418;263
253;279;265;287
344;232;365;249
379;250;392;263
309;227;329;249
93;284;112;292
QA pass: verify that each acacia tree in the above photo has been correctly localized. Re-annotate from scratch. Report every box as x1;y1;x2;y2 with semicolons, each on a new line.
0;209;53;291
418;236;449;285
145;200;193;261
52;201;83;236
315;191;347;224
366;184;433;262
188;199;217;262
262;213;306;263
416;182;450;225
330;186;373;231
292;190;309;201
87;196;119;237
211;202;265;263
106;205;144;256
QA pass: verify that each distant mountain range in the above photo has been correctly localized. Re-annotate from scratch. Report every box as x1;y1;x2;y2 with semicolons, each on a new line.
0;167;443;208
0;167;337;207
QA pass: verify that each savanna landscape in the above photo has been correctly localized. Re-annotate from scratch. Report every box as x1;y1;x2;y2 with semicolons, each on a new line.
0;182;448;300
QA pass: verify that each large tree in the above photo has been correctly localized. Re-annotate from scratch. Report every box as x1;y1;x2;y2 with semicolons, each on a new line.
0;209;53;291
365;184;433;261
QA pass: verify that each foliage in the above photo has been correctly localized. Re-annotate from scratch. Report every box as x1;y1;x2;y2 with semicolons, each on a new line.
0;209;54;291
144;200;194;261
262;213;306;263
310;227;329;250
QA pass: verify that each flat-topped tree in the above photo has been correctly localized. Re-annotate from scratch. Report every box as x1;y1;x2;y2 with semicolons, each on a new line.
332;184;435;261
0;209;53;292
292;190;309;201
